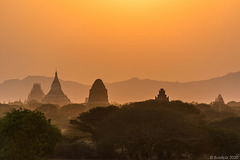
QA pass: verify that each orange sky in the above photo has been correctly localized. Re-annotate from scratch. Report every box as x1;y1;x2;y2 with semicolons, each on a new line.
0;0;240;84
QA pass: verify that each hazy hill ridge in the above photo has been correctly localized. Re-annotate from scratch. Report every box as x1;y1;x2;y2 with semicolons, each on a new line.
1;72;240;103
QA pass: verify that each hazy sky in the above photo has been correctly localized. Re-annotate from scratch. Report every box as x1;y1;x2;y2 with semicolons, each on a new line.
0;0;240;84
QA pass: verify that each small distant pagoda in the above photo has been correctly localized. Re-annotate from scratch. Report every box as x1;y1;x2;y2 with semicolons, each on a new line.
211;94;226;111
214;94;225;105
155;88;169;102
27;83;45;103
87;79;109;107
42;71;71;106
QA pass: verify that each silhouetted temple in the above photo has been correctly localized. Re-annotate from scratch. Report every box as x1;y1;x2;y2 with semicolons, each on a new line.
27;83;45;103
214;94;225;105
155;88;169;102
42;71;71;106
211;94;226;110
87;79;109;107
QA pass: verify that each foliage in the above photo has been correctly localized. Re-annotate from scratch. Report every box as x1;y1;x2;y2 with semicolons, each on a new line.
0;108;62;160
207;127;240;156
0;104;17;117
60;103;86;119
51;136;96;159
212;117;240;133
71;101;208;159
201;109;237;121
34;103;86;130
36;104;59;113
26;100;42;110
206;117;240;155
195;103;238;121
71;100;240;159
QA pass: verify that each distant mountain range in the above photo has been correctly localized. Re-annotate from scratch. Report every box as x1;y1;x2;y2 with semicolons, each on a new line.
1;72;240;104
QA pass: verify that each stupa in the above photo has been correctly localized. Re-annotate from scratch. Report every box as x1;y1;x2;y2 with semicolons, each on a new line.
155;88;169;102
42;71;71;106
27;83;45;103
87;79;109;107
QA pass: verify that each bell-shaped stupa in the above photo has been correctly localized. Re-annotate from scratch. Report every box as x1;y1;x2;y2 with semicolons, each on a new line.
42;71;71;106
27;83;45;103
87;79;109;107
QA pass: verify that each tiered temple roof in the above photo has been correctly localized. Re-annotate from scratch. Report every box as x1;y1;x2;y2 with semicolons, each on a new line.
155;88;169;102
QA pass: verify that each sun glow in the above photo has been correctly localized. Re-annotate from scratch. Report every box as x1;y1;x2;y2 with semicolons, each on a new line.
102;0;166;10
1;0;240;84
107;0;159;5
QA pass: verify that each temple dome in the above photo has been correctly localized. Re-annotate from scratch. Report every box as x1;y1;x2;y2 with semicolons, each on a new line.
87;79;109;107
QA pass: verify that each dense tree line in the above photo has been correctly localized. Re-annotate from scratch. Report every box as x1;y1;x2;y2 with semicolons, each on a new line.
0;101;240;159
70;100;240;160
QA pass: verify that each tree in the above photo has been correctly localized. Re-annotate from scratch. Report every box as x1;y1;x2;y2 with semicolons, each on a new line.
0;109;62;160
95;101;206;160
51;136;97;159
60;103;86;119
212;117;240;133
36;104;59;114
71;101;207;159
71;100;240;159
207;126;240;156
70;105;119;158
207;117;240;155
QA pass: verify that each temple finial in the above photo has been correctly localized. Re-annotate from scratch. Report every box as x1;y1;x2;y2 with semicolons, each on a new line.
55;69;58;78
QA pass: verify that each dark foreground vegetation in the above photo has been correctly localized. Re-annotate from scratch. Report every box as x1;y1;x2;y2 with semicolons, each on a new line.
0;100;240;159
0;109;62;160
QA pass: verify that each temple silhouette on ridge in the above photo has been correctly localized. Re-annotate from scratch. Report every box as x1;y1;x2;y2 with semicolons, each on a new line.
42;71;71;106
155;88;169;102
210;94;227;111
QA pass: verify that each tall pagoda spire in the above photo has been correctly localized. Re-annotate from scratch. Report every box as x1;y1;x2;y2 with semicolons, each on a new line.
42;71;71;106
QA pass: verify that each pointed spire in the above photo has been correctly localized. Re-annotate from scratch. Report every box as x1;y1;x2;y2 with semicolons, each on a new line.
53;70;60;84
55;71;57;78
215;94;225;104
43;71;71;106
